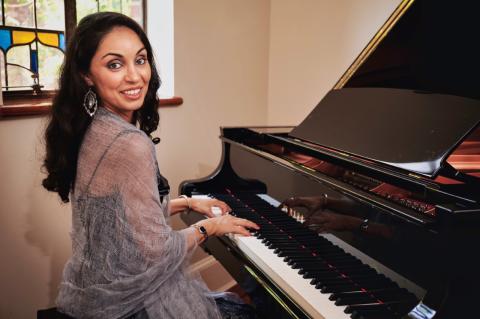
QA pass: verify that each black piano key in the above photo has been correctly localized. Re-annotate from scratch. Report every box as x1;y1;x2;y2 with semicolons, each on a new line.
345;303;392;314
325;273;384;284
382;300;418;315
345;300;416;315
321;279;397;293
303;263;374;275
335;294;377;306
309;268;377;283
333;288;414;307
276;250;313;258
330;287;407;301
213;192;421;318
285;252;348;263
295;259;362;271
317;275;390;289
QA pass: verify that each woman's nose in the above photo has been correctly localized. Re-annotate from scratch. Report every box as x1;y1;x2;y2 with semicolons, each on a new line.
125;64;141;82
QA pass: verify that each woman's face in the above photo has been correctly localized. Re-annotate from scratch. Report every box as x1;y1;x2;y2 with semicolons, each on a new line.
85;26;151;122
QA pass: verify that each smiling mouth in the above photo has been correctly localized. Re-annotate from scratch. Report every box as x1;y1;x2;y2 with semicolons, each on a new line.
121;88;142;98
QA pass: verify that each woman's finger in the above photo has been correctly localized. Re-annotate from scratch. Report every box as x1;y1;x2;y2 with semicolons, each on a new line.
235;217;260;230
212;200;231;215
204;209;216;218
234;225;252;237
219;203;231;214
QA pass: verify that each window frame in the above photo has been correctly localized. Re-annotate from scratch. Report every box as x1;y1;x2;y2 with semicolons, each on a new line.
0;0;182;118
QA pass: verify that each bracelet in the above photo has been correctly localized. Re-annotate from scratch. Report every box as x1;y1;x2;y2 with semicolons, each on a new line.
192;224;208;241
179;195;191;210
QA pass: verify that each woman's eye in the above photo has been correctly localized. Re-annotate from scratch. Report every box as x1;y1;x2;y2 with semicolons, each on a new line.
136;57;147;65
108;62;122;70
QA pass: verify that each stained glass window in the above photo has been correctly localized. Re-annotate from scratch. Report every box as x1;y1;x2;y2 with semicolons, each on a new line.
0;0;143;95
0;0;65;92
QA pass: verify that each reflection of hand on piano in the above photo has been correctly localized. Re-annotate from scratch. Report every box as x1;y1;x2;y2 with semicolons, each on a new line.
305;211;362;233
280;194;395;239
279;195;328;216
306;210;394;239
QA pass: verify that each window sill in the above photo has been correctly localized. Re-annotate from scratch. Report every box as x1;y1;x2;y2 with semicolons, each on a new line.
0;96;184;118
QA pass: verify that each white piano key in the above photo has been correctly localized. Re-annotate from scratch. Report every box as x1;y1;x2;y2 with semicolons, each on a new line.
230;234;350;319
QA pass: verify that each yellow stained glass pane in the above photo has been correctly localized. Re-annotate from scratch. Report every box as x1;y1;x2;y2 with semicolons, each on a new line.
38;32;59;47
12;30;35;45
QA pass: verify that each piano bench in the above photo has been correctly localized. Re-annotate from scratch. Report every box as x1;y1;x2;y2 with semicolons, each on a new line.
37;307;74;319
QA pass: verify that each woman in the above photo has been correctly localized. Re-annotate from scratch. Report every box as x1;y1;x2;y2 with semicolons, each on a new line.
43;12;259;319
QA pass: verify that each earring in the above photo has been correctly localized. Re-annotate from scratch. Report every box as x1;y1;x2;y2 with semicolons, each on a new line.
83;87;98;117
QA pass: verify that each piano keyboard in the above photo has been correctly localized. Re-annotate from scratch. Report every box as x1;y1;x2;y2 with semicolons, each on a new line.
193;192;420;319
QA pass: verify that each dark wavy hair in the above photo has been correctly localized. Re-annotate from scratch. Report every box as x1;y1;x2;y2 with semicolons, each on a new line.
43;12;161;203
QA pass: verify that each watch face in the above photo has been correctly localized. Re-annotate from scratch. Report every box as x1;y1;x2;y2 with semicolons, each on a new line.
199;226;207;234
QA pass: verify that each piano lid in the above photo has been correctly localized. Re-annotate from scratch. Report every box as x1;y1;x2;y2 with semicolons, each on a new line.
290;0;480;178
290;88;480;178
336;0;480;100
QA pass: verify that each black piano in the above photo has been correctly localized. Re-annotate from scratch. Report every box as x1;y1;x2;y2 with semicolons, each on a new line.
180;1;480;318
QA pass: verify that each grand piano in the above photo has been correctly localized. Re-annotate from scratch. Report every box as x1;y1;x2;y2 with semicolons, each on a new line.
180;0;480;318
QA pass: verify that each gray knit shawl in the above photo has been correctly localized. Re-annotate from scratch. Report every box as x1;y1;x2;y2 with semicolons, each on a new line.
56;107;221;319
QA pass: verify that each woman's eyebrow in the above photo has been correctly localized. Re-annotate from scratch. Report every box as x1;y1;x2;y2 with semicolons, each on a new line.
101;47;147;60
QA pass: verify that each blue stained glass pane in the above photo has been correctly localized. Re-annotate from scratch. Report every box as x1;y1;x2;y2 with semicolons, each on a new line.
0;29;12;52
30;49;38;74
59;33;65;51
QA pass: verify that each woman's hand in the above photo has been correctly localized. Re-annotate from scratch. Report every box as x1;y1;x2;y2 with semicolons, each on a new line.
198;214;260;237
190;198;231;218
279;195;327;216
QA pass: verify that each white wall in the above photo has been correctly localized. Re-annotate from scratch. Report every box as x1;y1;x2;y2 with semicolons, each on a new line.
0;0;402;317
147;0;175;97
0;117;72;319
267;0;401;125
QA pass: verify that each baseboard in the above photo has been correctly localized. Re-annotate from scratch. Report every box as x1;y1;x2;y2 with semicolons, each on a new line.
188;255;218;273
189;256;236;291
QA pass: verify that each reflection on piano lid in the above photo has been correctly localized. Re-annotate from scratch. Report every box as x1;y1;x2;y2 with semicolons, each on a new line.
180;0;480;318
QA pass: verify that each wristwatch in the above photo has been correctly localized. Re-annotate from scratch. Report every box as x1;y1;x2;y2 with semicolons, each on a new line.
193;224;209;241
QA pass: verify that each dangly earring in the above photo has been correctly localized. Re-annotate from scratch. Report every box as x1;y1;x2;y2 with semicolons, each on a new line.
83;87;98;117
